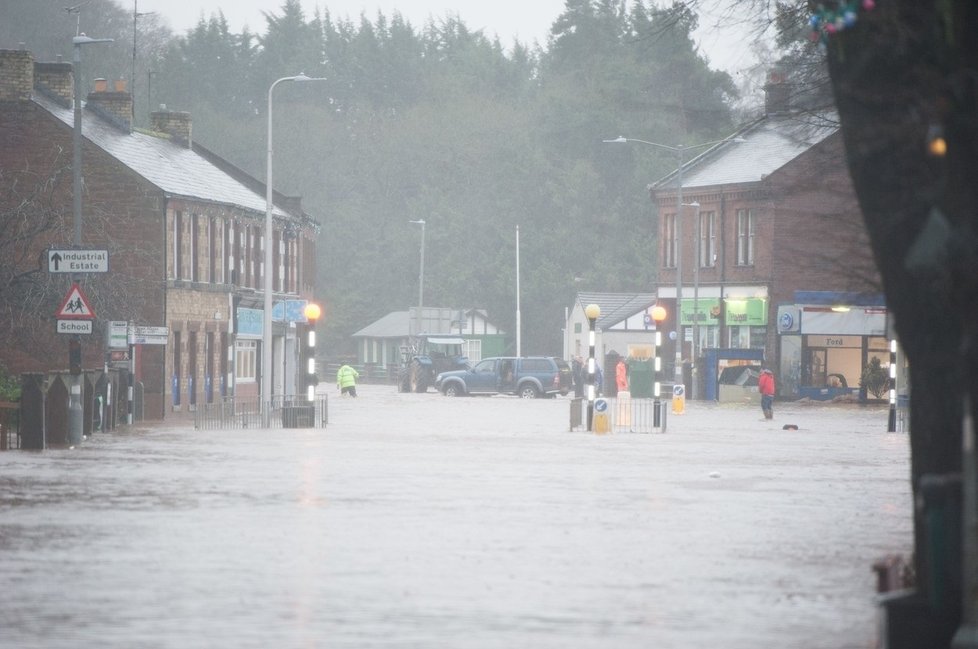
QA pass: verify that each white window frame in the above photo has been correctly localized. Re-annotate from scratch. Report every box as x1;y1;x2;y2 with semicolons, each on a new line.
663;213;677;268
700;211;717;268
235;340;257;383
736;209;755;266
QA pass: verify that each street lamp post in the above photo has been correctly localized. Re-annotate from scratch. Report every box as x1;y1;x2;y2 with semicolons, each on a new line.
603;134;744;400
687;201;701;399
69;33;113;447
263;74;326;427
585;303;600;432
131;0;155;122
409;219;426;335
515;224;521;357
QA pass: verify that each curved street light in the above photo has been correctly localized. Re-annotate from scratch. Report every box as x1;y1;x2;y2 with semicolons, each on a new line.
603;133;745;396
68;33;113;446
263;73;326;427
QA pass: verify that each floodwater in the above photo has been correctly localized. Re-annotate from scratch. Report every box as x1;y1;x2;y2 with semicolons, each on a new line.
0;385;911;648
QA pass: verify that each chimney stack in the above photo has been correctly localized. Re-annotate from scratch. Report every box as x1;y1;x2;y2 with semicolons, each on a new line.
86;78;132;130
0;48;34;101
33;61;73;105
764;69;791;115
151;108;193;148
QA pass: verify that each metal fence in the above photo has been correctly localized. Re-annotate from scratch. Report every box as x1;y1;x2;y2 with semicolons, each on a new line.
569;396;668;433
194;395;328;431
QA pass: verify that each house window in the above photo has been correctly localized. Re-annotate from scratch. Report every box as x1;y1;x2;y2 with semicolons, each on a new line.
663;213;677;268
253;225;262;289
736;209;755;266
463;339;482;362
699;211;717;268
190;213;199;282
225;220;235;285
208;216;217;283
275;230;283;293
235;340;257;383
173;210;183;280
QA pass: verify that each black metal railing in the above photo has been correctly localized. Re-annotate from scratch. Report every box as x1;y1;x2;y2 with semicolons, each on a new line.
569;396;667;433
194;395;328;430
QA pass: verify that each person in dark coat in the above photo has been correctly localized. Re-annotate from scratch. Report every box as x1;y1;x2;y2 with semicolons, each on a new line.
572;356;585;398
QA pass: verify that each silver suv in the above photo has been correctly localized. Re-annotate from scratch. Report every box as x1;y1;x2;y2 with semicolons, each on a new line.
435;356;571;398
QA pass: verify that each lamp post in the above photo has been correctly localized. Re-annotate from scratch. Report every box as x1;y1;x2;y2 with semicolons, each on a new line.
131;0;155;122
585;303;600;432
409;219;426;335
263;73;326;427
515;224;521;357
69;33;113;447
687;201;701;399
603;134;745;395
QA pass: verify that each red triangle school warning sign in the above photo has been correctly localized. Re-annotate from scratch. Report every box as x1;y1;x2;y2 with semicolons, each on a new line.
55;282;96;320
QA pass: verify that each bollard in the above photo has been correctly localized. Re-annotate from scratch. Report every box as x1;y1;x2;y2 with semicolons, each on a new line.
593;398;610;434
672;383;685;414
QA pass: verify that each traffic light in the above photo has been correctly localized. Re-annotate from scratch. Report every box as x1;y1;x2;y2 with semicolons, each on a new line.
303;303;321;401
69;338;82;375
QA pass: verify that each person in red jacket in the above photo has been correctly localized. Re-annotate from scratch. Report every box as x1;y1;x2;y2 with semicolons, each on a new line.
758;368;776;420
616;357;629;393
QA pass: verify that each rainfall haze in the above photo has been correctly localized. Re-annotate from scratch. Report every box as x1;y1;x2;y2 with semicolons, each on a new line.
136;0;767;76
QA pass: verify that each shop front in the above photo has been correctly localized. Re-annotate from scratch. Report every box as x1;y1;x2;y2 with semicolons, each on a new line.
777;292;888;401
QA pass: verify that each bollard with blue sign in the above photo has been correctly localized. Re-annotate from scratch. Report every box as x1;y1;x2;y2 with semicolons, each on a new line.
593;397;610;434
672;383;685;414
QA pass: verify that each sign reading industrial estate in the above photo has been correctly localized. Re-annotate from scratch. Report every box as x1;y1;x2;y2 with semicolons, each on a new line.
48;249;109;273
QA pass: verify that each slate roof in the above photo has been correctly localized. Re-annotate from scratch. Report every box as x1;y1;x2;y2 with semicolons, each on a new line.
652;112;837;192
33;92;290;218
352;311;410;338
576;292;658;330
353;308;499;338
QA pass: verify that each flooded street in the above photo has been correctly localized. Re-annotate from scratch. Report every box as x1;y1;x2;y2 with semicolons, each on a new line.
0;385;911;648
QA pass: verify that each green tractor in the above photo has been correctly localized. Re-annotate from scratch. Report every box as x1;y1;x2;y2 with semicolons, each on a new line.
398;335;468;393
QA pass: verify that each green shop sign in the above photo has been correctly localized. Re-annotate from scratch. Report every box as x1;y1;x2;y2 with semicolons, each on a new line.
724;298;768;326
679;298;721;326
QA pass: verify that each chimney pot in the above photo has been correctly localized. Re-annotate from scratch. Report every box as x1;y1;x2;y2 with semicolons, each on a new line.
94;78;108;92
114;79;126;92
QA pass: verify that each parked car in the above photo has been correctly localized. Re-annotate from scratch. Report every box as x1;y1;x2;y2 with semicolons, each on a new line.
435;356;571;398
553;358;574;396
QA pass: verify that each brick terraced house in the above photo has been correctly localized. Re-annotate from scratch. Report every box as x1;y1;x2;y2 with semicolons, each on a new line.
0;47;319;419
649;74;885;401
